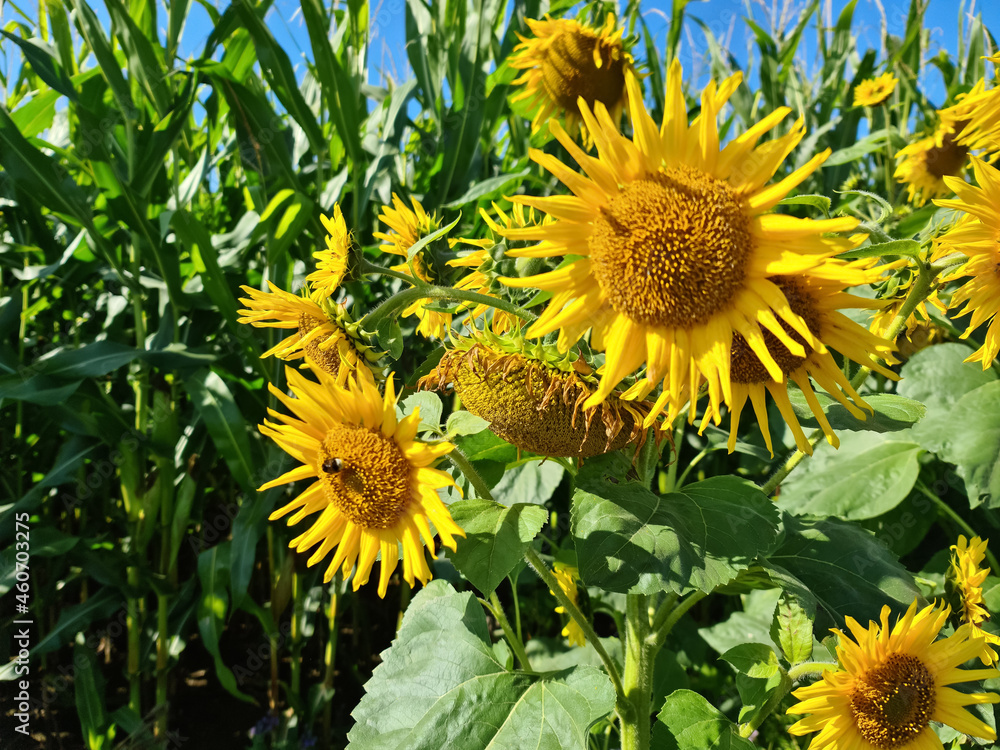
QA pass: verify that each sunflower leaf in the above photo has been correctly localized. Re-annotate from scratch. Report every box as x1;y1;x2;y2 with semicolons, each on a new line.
347;580;614;749
571;454;780;595
447;500;547;595
653;690;755;750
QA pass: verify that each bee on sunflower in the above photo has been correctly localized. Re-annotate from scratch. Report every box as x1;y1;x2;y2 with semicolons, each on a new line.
260;366;465;597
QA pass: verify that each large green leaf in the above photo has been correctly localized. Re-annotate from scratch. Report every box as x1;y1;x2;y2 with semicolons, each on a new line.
184;369;258;495
907;381;1000;508
654;690;755;750
897;343;997;414
764;515;922;633
31;587;122;658
571;454;780;595
0;31;76;99
788;391;925;434
196;542;253;702
778;432;923;520
447;500;547;595
490;460;564;507
74;644;115;749
347;580;614;749
26;341;140;379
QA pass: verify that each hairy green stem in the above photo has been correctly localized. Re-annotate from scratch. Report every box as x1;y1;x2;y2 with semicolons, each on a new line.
524;548;626;705
448;447;494;502
620;594;654;750
787;661;837;681
916;481;1000;574
653;591;706;652
321;573;341;745
484;592;533;672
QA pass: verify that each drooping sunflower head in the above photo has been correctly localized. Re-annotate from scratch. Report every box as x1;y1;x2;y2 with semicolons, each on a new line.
509;14;634;142
449;203;549;334
932;156;1000;369
260;366;465;598
237;281;383;383
306;203;352;299
894;119;971;206
853;72;899;107
550;562;586;648
419;331;650;458
374;193;454;339
500;60;861;427
948;535;1000;665
787;599;1000;749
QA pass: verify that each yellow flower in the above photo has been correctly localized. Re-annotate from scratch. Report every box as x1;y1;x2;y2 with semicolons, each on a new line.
939;76;1000;157
509;14;635;143
949;535;1000;665
853;72;898;107
550;563;586;648
712;261;897;456
894;121;970;206
500;61;859;431
420;333;650;458
237;281;378;383
787;600;1000;749
869;264;945;340
261;366;465;597
306;203;351;299
449;203;547;334
374;194;452;340
933;156;1000;369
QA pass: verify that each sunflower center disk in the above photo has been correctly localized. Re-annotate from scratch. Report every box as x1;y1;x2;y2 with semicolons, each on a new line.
318;424;412;529
729;277;820;383
925;132;969;179
298;313;342;377
542;29;626;113
589;167;753;328
850;654;935;749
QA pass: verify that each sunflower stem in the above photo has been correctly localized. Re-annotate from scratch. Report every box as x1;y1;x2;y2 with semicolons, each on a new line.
738;671;794;739
524;548;627;708
485;591;533;672
447;448;494;502
620;594;654;750
881;103;895;202
787;661;837;681
653;591;708;655
359;282;535;334
321;573;341;746
916;481;1000;574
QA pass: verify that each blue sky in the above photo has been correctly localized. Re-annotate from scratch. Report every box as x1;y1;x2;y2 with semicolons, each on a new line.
1;0;998;106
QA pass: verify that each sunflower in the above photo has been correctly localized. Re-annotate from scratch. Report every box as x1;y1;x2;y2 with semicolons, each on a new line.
238;281;380;382
694;261;898;456
550;562;586;648
932;156;1000;369
509;14;634;142
260;366;465;597
306;203;351;299
420;332;649;458
853;72;899;107
939;75;1000;157
500;61;860;431
787;600;1000;749
894;121;970;206
374;194;452;339
949;535;1000;666
449;203;548;334
868;263;945;340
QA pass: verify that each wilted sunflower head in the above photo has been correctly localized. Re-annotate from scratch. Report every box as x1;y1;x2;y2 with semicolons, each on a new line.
947;535;1000;665
853;72;898;107
307;203;352;298
420;332;650;458
237;281;383;383
374;193;454;339
894;120;970;206
261;366;465;597
787;600;1000;749
509;14;635;142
